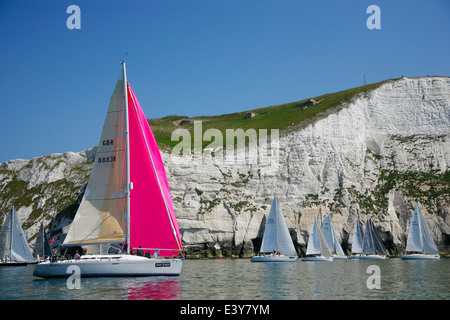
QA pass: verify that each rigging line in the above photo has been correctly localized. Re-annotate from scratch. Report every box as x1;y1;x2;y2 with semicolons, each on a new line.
90;98;113;151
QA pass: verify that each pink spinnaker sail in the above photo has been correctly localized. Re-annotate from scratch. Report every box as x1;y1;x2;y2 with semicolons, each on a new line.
127;84;182;257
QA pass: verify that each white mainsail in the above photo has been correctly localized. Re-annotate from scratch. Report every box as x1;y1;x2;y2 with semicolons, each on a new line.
405;203;439;254
351;220;363;254
259;197;297;256
321;215;346;256
362;217;387;256
63;70;128;246
305;218;320;256
0;206;35;263
305;217;332;258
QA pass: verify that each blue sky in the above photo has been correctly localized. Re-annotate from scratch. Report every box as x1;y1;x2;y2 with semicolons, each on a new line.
0;0;449;162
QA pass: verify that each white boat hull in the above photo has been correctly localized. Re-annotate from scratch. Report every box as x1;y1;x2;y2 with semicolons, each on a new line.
359;255;389;260
33;255;182;278
301;256;334;262
332;255;348;260
251;255;298;262
401;253;440;260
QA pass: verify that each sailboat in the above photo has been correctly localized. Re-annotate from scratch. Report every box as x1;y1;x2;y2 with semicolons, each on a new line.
33;221;52;262
33;62;183;278
348;220;363;259
321;215;347;259
251;197;298;262
0;206;35;266
301;217;333;261
360;217;388;260
402;203;440;260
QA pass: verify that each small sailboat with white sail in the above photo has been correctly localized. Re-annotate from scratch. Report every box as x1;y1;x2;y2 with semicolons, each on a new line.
33;221;52;262
251;197;298;262
33;61;183;278
402;203;440;260
0;206;35;266
349;220;363;259
321;215;347;259
301;217;333;261
360;217;388;260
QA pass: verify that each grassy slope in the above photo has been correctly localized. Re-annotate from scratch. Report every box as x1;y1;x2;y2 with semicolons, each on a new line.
148;79;392;150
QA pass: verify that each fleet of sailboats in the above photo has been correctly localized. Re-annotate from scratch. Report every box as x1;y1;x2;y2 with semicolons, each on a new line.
1;63;444;277
251;197;298;262
2;198;441;271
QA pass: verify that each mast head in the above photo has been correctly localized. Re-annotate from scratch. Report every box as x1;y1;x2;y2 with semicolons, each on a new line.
122;52;128;65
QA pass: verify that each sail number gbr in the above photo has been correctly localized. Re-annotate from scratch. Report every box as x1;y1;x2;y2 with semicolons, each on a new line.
97;139;116;163
102;139;114;146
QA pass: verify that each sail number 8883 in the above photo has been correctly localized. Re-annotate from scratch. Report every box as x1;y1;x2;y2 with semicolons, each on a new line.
98;155;116;163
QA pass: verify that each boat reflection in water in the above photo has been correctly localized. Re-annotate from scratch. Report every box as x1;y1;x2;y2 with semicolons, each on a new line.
124;277;181;300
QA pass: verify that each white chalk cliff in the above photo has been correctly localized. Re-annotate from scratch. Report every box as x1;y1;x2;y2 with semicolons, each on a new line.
1;77;449;257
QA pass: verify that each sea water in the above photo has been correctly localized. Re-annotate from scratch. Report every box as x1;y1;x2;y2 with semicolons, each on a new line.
0;258;449;300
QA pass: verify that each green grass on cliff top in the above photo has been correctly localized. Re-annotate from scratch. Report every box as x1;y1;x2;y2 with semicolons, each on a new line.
148;79;393;150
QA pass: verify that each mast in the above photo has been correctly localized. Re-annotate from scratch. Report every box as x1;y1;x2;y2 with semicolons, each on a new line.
123;60;131;255
275;197;279;252
9;208;13;261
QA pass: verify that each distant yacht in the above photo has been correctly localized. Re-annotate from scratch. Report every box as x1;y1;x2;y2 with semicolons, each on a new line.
360;217;388;260
321;215;347;259
0;206;35;266
251;197;298;262
301;217;333;262
348;220;364;259
402;203;440;260
32;221;52;262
